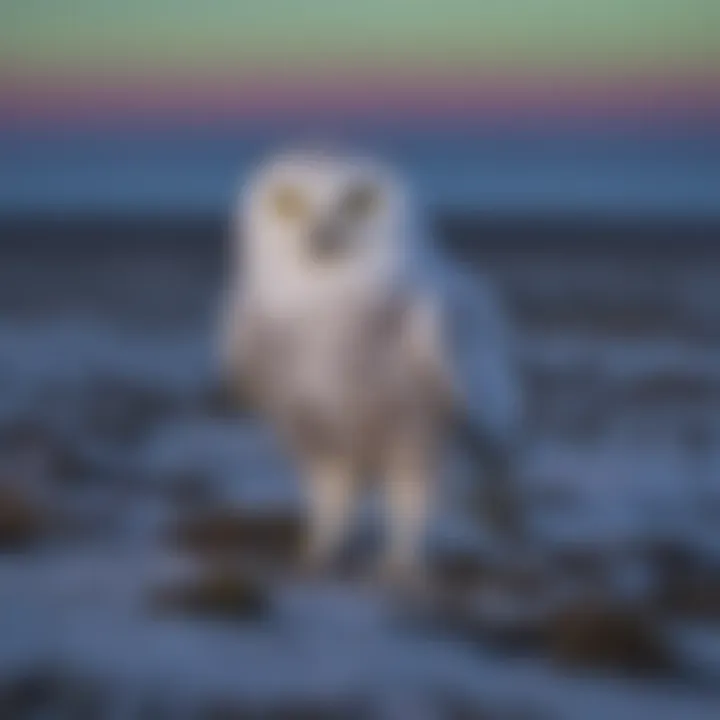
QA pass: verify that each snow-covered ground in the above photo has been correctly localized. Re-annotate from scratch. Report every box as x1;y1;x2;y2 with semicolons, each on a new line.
1;246;719;718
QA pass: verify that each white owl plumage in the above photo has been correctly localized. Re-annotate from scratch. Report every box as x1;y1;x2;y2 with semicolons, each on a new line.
219;149;524;578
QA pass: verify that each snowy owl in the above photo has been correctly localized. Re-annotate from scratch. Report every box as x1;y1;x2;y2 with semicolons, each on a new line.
218;149;525;579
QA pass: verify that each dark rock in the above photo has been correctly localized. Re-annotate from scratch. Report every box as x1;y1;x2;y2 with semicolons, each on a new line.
151;566;270;621
197;376;259;421
0;419;93;486
623;372;719;407
0;670;64;718
647;540;720;620
431;547;549;601
204;698;368;720
547;601;674;675
441;605;549;658
82;377;179;443
430;549;490;595
171;509;303;565
661;576;720;620
438;691;547;720
552;546;609;589
0;485;46;550
0;670;104;720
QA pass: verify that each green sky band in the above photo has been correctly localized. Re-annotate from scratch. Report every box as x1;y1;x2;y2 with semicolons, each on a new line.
3;0;718;76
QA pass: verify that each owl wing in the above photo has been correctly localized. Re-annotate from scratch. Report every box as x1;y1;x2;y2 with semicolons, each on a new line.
427;256;523;450
425;254;526;540
216;278;263;408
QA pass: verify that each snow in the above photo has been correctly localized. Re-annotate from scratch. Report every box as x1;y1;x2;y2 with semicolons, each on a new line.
1;247;719;717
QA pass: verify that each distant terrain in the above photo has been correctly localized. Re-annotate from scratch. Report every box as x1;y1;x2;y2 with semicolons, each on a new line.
1;218;720;718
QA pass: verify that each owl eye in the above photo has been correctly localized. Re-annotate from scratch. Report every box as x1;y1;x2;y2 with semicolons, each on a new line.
271;185;308;222
341;182;381;221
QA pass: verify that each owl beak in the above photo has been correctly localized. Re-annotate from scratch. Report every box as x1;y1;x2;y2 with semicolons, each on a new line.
309;219;347;261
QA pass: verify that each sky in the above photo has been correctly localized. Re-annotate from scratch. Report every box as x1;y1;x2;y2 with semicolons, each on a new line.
2;0;719;123
1;1;718;215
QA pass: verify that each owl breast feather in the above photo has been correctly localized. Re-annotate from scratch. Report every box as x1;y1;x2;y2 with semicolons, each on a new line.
249;293;449;462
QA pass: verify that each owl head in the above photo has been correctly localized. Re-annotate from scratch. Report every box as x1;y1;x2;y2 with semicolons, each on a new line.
235;149;420;309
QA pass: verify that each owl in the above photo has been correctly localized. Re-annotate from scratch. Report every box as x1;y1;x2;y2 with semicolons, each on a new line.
218;149;525;581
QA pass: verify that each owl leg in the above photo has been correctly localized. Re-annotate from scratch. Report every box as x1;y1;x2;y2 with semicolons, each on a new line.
380;443;435;583
302;457;358;573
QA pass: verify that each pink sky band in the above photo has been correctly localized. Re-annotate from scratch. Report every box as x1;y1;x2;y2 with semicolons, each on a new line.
1;71;719;126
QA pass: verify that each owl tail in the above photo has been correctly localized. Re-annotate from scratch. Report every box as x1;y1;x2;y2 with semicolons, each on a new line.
454;413;529;549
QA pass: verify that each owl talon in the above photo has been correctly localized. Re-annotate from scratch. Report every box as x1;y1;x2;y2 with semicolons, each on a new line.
374;557;429;595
